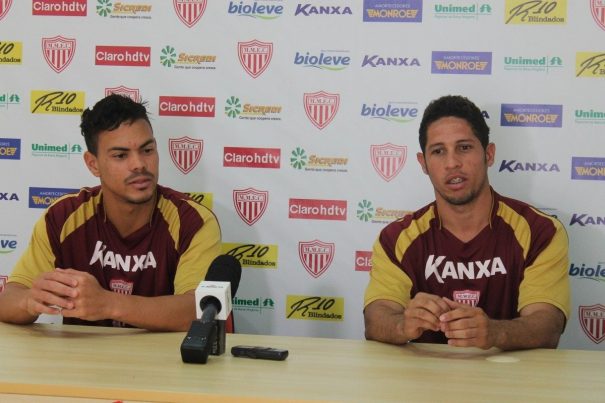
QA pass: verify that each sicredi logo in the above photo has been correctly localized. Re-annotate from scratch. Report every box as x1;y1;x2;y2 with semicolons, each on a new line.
95;46;151;67
29;187;78;208
500;104;562;127
571;157;605;181
32;0;87;16
159;96;215;117
363;0;422;22
355;251;372;271
0;138;20;160
432;51;492;75
223;147;280;168
289;199;347;221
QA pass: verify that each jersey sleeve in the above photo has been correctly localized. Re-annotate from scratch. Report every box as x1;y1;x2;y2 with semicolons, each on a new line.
8;212;56;288
518;218;570;318
172;202;222;295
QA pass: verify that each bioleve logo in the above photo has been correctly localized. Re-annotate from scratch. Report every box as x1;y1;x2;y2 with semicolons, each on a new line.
0;138;20;160
238;39;273;78
361;102;418;123
233;188;269;226
579;304;605;344
174;0;207;27
370;143;407;181
169;136;203;174
500;104;562;127
432;51;492;75
0;0;12;20
363;0;422;22
571;157;605;181
227;0;284;19
568;262;605;282
303;91;340;129
294;50;350;71
105;86;141;102
33;0;87;16
591;0;605;31
298;240;335;278
42;36;76;73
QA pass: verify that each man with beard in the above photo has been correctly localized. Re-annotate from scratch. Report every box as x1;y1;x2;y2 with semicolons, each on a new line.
0;94;221;331
364;95;569;350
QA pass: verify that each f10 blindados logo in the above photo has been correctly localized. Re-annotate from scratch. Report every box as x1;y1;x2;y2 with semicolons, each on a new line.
30;90;85;114
286;295;344;321
504;0;566;24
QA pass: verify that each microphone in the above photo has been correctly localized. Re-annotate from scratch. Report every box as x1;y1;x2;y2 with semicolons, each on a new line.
181;255;242;364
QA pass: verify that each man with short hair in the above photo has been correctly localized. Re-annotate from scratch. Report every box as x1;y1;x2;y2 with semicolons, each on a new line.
364;95;570;350
0;94;221;331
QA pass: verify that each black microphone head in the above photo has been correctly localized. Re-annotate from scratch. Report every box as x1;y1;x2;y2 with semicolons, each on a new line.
205;254;242;297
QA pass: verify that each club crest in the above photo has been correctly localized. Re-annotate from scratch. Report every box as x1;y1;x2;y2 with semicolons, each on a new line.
105;86;141;102
233;188;269;226
579;304;605;344
42;36;76;73
238;40;273;78
453;290;480;307
169;136;203;174
0;0;12;20
298;239;335;278
303;91;340;130
0;275;7;293
370;143;407;181
173;0;206;27
591;0;605;31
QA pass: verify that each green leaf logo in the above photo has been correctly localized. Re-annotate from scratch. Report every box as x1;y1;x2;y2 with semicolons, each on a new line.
290;147;307;170
160;46;177;67
357;200;374;222
225;96;242;118
96;0;112;17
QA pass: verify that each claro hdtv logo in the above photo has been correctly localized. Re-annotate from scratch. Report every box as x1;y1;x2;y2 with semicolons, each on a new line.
223;147;280;168
289;198;347;221
159;96;215;117
95;46;151;66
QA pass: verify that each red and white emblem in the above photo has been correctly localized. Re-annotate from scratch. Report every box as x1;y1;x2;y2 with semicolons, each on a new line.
303;91;340;130
591;0;605;31
0;275;8;293
298;240;335;278
579;304;605;344
0;0;12;20
169;136;203;174
370;143;407;182
233;188;269;226
109;279;133;295
173;0;206;28
105;86;141;102
238;40;273;78
453;290;480;307
42;35;76;73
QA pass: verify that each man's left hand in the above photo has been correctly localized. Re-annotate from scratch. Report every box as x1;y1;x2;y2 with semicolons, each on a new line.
438;297;498;349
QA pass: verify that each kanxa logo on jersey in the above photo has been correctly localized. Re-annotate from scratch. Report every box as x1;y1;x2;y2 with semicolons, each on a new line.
591;0;605;31
432;51;492;75
453;290;480;307
504;0;566;24
33;0;87;16
303;91;340;129
571;157;605;181
371;143;407;182
0;0;12;20
425;255;507;284
233;188;269;226
169;136;203;174
238;39;273;78
0;138;20;160
363;0;422;22
500;104;562;127
498;160;560;173
433;2;492;19
0;275;8;292
95;46;151;67
0;41;22;64
90;241;156;272
286;295;344;321
294;3;352;17
29;187;78;209
579;304;605;344
105;86;141;102
0;235;17;255
30;90;85;115
355;251;372;272
223;147;281;168
173;0;206;27
289;199;347;221
42;36;76;73
575;52;605;78
227;0;284;19
159;96;215;117
0;92;21;109
222;242;278;269
298;240;335;278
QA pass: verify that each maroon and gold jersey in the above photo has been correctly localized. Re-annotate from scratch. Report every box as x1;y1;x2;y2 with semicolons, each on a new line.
9;185;221;327
364;189;570;344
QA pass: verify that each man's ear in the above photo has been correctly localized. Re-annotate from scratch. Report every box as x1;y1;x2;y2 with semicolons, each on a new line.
84;151;100;177
485;142;496;167
416;152;428;175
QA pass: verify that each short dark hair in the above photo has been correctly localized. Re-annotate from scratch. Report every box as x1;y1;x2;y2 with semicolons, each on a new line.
80;94;151;155
418;95;490;153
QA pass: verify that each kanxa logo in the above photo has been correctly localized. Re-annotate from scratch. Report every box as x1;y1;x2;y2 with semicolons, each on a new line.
105;86;140;102
169;137;203;174
579;304;605;344
173;0;206;27
294;4;352;16
569;214;605;226
498;160;560;173
233;188;269;226
0;0;12;20
238;39;273;78
592;0;605;31
370;143;407;181
298;239;335;278
42;35;76;73
303;91;340;129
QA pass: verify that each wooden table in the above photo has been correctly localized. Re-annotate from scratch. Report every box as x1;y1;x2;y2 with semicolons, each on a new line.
0;323;603;402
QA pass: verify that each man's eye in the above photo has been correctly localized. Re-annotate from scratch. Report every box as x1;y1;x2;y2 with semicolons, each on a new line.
113;153;126;159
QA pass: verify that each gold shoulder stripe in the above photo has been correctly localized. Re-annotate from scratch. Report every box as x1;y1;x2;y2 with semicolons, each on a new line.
395;207;434;262
158;195;181;249
497;201;530;260
60;191;100;243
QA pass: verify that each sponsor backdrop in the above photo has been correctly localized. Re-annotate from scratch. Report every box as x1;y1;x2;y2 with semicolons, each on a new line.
0;1;604;350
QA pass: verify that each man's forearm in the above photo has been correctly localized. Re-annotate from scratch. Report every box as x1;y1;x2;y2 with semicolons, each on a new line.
364;302;409;345
490;309;564;350
0;284;39;325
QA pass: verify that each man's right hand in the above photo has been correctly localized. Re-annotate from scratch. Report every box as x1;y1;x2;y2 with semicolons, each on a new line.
401;292;451;340
24;270;79;316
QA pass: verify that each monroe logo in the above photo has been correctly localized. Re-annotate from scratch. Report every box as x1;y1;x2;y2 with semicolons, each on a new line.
453;290;480;307
228;1;284;19
576;52;605;78
371;143;407;182
159;96;215;117
361;55;420;68
169;136;203;174
579;304;605;344
591;0;605;31
174;0;206;27
90;241;157;272
233;188;269;226
32;0;87;16
105;86;141;102
355;251;372;272
0;138;20;160
425;255;507;284
95;46;150;66
500;104;562;127
569;214;605;227
289;199;347;221
238;39;273;78
504;0;566;24
0;0;12;20
298;240;335;278
432;51;492;75
294;50;351;71
295;4;352;16
29;187;78;208
498;160;560;173
303;91;340;129
571;157;605;181
42;36;76;73
361;102;418;123
363;0;422;22
223;147;280;168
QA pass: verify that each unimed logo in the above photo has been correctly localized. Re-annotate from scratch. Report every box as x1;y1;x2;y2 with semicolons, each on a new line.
289;199;347;221
355;251;372;271
32;0;87;16
223;147;280;168
95;46;151;66
159;96;215;117
29;187;78;208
